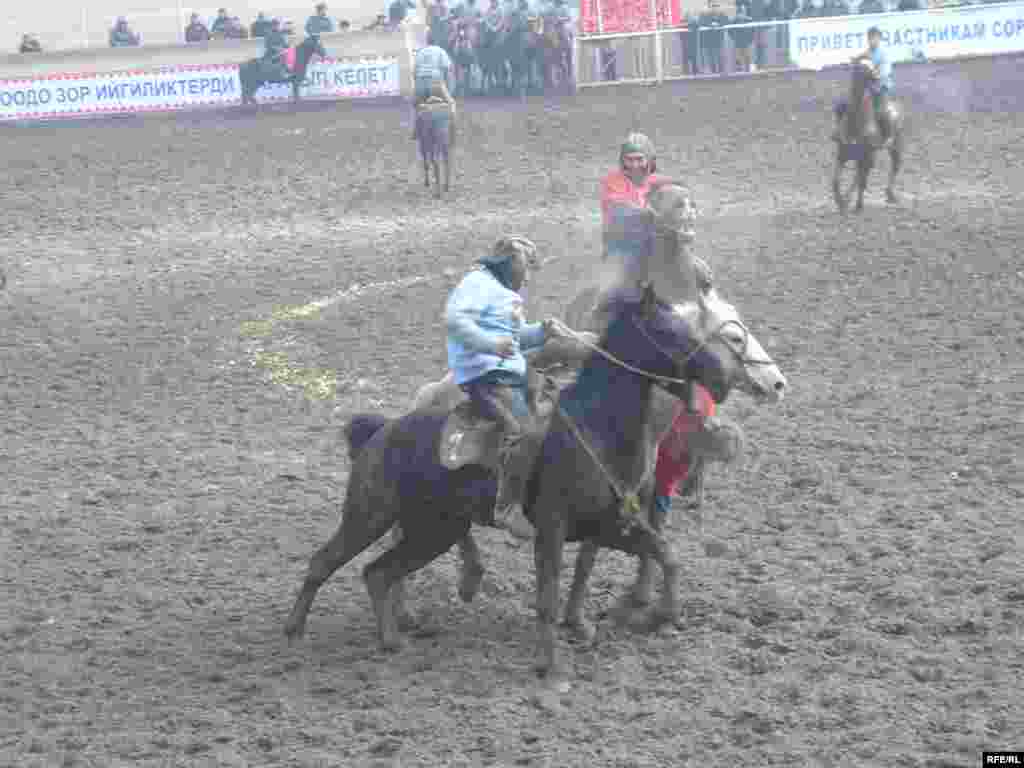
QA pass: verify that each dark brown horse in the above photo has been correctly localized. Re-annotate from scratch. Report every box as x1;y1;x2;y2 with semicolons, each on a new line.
832;60;904;213
282;285;736;685
415;99;454;196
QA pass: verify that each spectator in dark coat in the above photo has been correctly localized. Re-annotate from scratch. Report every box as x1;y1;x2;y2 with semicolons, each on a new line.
730;2;755;72
699;0;729;75
858;0;885;12
898;0;921;9
211;9;230;37
251;12;272;37
823;0;851;14
225;16;248;38
795;0;821;15
683;13;701;74
19;33;42;53
185;13;210;42
109;17;141;47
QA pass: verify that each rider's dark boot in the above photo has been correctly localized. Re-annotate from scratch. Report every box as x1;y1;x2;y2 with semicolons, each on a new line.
490;432;525;525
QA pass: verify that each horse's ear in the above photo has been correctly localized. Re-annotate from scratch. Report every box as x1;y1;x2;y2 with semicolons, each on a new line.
639;281;657;318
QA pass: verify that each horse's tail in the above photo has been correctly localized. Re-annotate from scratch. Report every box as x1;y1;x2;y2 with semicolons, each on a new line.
344;413;391;460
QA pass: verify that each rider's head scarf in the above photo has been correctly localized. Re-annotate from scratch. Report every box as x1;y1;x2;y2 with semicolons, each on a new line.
478;236;538;289
620;132;656;175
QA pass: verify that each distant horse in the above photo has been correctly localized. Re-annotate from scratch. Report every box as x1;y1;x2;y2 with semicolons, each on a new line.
832;59;905;213
415;98;454;196
238;35;327;105
282;283;736;682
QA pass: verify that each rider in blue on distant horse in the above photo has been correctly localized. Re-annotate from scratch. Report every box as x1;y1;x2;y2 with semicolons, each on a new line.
834;26;893;145
262;18;292;80
411;30;457;141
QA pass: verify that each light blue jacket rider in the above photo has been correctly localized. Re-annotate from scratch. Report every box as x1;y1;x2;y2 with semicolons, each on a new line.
446;248;547;386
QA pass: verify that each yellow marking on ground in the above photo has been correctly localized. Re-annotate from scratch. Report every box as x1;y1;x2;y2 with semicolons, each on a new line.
252;350;338;400
239;320;275;337
238;275;436;403
271;304;323;321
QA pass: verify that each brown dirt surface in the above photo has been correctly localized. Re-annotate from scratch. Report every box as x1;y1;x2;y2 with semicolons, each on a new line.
2;57;1023;767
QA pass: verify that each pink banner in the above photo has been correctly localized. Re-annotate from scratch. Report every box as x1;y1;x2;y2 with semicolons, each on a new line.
580;0;682;34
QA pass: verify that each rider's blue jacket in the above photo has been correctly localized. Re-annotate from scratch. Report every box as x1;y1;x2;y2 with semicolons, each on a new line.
445;267;546;385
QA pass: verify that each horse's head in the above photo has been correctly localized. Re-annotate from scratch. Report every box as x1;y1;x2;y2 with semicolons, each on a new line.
646;181;699;244
673;283;787;404
849;59;874;95
601;282;733;404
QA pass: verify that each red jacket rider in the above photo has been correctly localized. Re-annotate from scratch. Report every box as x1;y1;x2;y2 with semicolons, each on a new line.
600;132;665;253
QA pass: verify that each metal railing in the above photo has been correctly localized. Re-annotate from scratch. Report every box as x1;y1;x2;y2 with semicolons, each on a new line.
575;18;795;88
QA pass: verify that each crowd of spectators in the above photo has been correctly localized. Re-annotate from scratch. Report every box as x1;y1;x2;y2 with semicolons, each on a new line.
11;0;1008;54
676;0;932;76
12;2;379;53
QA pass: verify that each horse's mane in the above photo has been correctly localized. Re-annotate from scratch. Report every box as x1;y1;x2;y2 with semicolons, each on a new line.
846;62;876;140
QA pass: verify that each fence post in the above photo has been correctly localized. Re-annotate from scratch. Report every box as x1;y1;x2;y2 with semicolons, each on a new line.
650;0;663;83
572;33;580;92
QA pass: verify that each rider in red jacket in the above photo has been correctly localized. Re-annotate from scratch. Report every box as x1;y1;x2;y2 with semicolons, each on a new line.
600;132;665;262
653;383;716;520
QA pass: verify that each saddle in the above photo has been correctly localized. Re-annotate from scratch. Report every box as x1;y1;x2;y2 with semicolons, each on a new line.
416;95;454;114
439;370;557;472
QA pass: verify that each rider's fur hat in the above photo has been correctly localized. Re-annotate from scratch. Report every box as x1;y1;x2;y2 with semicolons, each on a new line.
621;132;656;173
479;236;539;268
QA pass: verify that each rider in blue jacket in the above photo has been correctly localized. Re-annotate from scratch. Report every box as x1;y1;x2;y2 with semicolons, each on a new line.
445;236;554;521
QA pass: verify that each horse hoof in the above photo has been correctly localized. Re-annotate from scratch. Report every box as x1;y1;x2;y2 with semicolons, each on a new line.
610;592;649;627
644;608;679;633
458;561;485;603
283;618;306;644
562;618;596;644
396;610;419;632
886;191;898;204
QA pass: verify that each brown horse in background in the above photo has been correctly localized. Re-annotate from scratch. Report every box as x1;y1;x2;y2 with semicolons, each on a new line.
832;60;904;213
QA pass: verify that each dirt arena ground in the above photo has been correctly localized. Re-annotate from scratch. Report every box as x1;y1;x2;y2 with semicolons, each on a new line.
2;55;1023;767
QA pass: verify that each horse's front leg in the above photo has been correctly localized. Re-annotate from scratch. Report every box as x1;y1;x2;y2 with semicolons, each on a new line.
628;527;681;631
456;532;484;602
832;152;849;214
855;157;870;213
534;516;567;684
886;138;901;204
563;540;598;643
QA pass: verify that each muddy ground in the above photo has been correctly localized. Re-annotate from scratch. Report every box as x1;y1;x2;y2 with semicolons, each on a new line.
1;56;1023;767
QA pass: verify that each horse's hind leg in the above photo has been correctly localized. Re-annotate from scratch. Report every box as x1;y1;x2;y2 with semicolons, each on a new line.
457;532;484;602
284;496;395;642
563;540;599;643
442;143;451;194
363;518;469;651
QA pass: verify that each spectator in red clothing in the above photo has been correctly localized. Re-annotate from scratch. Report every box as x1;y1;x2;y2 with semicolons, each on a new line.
185;13;210;42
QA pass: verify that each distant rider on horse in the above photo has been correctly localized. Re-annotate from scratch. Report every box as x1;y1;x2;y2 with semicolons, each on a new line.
412;29;457;141
445;236;557;523
834;26;892;145
262;18;292;79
